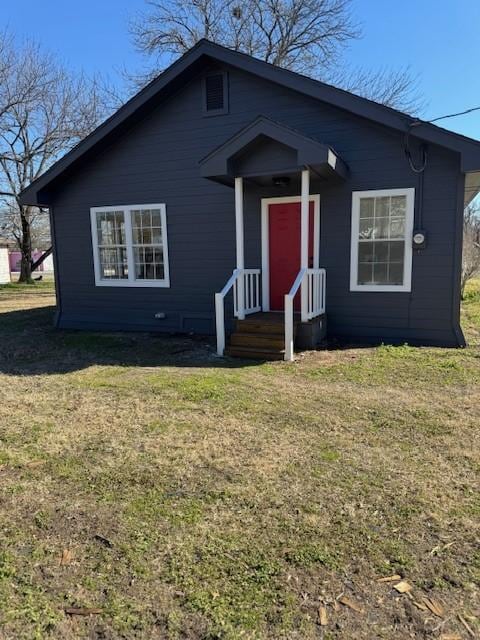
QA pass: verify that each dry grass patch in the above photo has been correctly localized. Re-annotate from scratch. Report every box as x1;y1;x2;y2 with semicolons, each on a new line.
0;280;479;639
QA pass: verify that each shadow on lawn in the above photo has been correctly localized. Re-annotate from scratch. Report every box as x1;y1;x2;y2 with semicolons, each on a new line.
0;305;262;376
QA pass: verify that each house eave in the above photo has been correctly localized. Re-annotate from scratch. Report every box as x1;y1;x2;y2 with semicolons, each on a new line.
464;170;480;206
18;39;480;206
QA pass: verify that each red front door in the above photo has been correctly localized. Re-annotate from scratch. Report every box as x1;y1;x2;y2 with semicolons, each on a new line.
268;201;315;311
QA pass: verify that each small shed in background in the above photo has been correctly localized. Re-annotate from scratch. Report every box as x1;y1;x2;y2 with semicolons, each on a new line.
9;248;54;274
0;238;13;284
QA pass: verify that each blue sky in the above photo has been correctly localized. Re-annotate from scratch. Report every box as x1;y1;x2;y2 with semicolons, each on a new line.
3;0;480;139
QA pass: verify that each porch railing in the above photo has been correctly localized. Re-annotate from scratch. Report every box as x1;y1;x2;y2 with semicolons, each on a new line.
234;269;261;318
215;268;261;356
284;268;326;361
306;268;326;320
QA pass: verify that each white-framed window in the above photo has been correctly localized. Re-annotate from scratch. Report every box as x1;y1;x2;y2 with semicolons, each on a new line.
350;188;414;292
90;204;170;287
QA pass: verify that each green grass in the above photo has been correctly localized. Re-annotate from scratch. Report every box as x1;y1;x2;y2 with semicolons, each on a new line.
0;279;54;292
463;278;480;332
0;278;478;638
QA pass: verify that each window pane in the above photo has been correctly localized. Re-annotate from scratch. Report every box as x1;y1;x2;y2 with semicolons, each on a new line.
99;247;128;279
95;211;127;281
131;211;163;246
131;207;165;281
98;217;112;245
360;198;375;219
391;196;406;217
376;196;390;217
358;242;374;263
134;246;164;280
132;209;145;225
117;228;125;245
132;227;141;244
357;240;405;286
359;218;374;239
358;262;373;284
151;210;161;227
141;228;152;244
152;227;162;243
96;211;125;246
390;241;405;263
374;217;389;239
390;217;405;239
133;211;143;228
359;195;408;241
373;262;388;284
144;262;156;279
374;241;389;263
389;263;404;285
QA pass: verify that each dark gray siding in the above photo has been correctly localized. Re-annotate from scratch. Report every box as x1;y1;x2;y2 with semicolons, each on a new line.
50;64;464;346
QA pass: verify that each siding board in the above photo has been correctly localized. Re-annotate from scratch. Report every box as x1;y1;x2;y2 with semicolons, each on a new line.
50;63;463;345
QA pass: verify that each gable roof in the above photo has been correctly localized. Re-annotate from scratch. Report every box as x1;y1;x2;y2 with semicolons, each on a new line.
199;115;348;186
19;39;480;206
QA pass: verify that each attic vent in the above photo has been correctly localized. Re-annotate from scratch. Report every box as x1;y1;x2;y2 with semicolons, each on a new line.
203;72;228;115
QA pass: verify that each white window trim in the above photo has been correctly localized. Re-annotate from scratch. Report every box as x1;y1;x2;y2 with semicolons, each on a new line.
350;188;414;293
90;203;170;288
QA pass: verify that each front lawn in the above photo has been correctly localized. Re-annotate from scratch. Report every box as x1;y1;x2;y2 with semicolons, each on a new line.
0;280;478;639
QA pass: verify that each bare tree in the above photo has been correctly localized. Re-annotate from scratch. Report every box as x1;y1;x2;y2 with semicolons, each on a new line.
0;33;31;123
0;201;50;250
132;0;358;71
324;64;423;114
461;203;480;298
0;35;109;283
130;0;422;112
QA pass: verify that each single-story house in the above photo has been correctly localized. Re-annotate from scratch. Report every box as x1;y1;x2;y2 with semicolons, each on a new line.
19;40;480;360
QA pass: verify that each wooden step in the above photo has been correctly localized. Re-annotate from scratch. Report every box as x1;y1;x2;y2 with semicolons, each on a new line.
236;314;299;336
227;312;299;360
225;345;285;361
235;319;285;335
229;332;285;349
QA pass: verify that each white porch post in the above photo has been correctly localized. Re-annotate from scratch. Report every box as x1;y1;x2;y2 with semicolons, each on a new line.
235;176;245;320
300;168;310;322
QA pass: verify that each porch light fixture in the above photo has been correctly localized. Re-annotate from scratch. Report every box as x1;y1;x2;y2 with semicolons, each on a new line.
272;176;291;187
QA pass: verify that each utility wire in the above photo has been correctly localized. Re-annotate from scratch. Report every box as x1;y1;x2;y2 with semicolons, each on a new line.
404;105;480;173
415;105;480;126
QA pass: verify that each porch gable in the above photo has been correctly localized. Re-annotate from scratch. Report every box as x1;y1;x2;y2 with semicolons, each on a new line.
199;116;348;187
